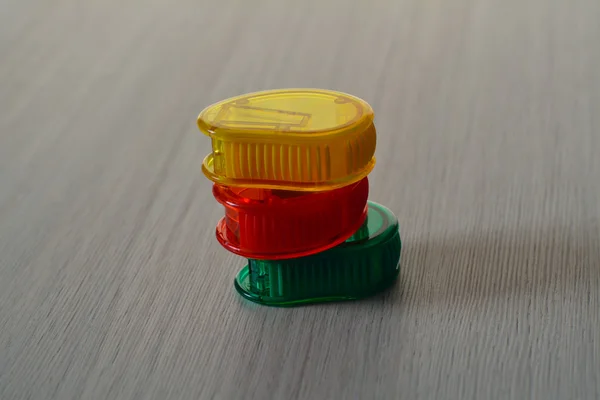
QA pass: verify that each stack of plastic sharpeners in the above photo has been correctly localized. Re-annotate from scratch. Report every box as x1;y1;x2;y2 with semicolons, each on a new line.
196;89;402;306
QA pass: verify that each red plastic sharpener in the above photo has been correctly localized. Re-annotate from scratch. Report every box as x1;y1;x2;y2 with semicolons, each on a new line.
213;177;369;260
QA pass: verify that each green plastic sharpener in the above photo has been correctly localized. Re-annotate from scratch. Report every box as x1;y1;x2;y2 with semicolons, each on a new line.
234;201;402;306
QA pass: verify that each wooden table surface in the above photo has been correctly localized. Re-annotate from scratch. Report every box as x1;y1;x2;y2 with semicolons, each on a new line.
1;0;599;399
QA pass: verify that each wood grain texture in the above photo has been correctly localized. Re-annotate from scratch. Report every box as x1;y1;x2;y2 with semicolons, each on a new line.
1;0;599;399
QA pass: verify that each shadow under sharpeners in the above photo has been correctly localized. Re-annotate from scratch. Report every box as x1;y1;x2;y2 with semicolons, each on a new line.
197;88;401;306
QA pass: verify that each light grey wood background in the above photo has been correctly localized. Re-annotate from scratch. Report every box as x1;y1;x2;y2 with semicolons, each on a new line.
1;0;599;399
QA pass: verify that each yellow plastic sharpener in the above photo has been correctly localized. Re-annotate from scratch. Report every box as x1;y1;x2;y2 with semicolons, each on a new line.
197;88;377;191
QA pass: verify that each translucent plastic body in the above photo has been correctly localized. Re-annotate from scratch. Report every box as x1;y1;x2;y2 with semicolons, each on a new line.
198;89;376;191
213;177;369;260
234;201;401;306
